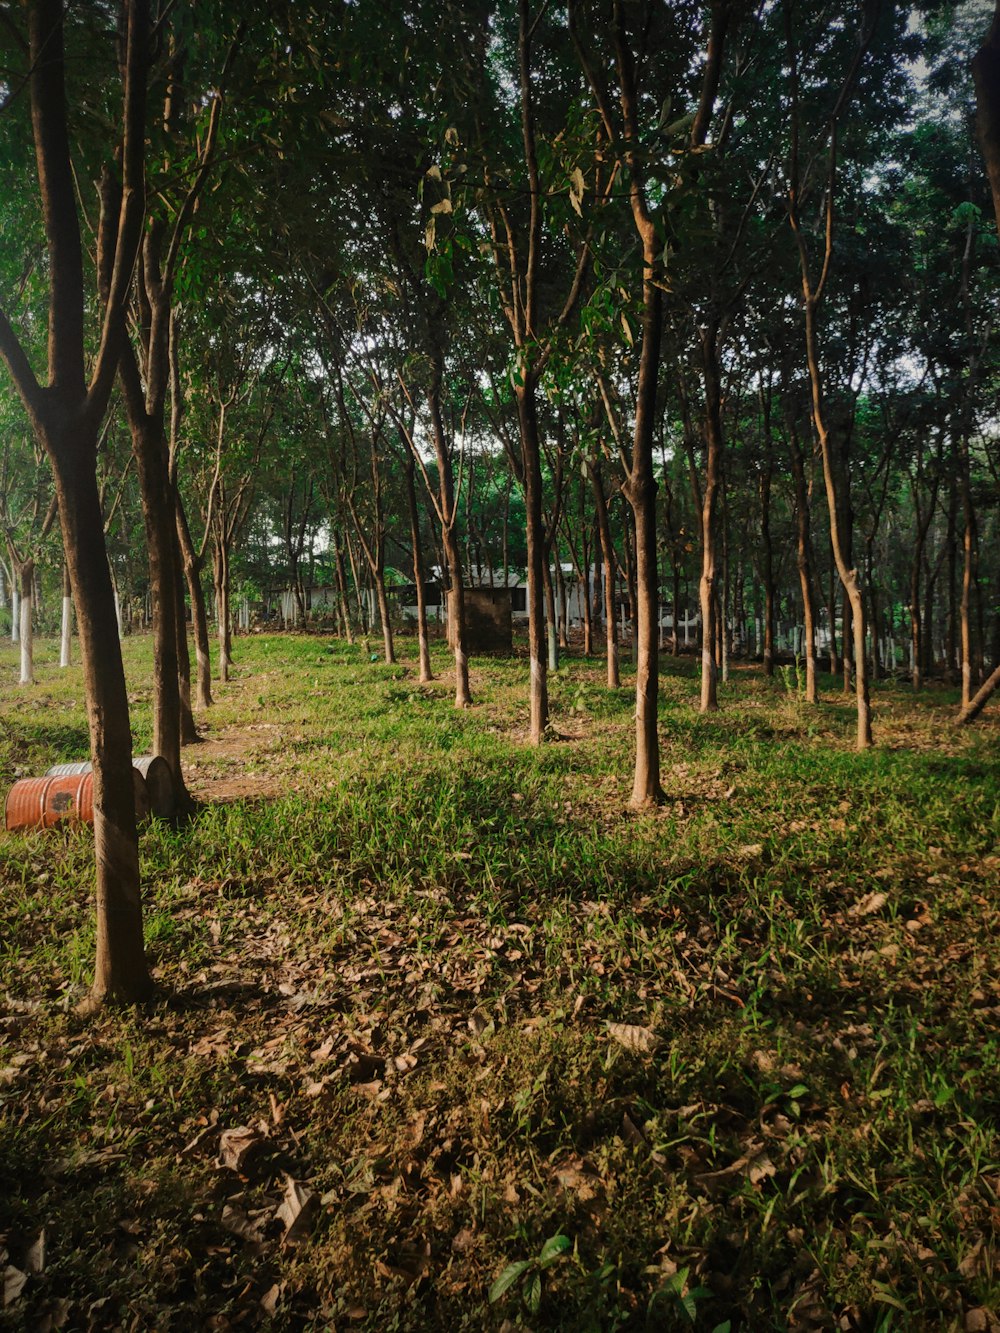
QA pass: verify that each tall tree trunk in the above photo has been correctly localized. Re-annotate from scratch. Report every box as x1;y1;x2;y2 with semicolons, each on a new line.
803;302;872;748
590;462;620;689
759;462;775;677
946;473;958;681
622;276;665;806
375;563;396;665
127;415;187;792
174;496;213;709
214;542;233;681
173;535;198;743
556;559;569;649
59;560;73;668
516;380;548;743
18;559;33;685
698;326;723;713
428;362;471;707
580;570;593;655
403;451;433;683
333;529;354;645
543;557;559;671
51;443;151;1005
788;422;818;702
960;430;978;710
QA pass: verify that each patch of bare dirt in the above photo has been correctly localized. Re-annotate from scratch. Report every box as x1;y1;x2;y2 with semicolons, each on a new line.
182;723;289;802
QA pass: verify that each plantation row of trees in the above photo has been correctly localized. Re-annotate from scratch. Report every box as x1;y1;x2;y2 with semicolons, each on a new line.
3;0;1000;1003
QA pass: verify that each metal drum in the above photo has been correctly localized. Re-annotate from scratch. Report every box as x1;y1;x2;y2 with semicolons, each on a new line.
45;756;175;819
7;769;151;830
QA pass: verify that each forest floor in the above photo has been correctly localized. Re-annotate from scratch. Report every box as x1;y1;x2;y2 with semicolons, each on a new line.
1;631;999;1332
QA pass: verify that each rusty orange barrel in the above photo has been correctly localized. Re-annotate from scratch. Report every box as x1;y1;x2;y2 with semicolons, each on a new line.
46;756;175;819
6;769;150;831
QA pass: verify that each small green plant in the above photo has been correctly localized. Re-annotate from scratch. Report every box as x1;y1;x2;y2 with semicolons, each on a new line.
779;656;805;696
647;1267;719;1327
489;1233;573;1318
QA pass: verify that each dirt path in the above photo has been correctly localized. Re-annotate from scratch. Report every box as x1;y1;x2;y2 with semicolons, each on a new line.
181;721;290;803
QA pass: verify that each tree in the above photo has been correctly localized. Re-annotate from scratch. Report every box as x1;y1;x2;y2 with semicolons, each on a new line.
0;0;152;1005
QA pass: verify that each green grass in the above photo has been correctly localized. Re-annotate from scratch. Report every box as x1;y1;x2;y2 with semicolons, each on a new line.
1;630;999;1330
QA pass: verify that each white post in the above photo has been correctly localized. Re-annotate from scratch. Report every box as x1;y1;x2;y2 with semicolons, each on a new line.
11;586;19;643
19;588;32;684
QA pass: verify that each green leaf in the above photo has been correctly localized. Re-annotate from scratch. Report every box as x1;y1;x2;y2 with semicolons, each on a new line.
526;1271;542;1315
539;1233;572;1265
489;1260;532;1304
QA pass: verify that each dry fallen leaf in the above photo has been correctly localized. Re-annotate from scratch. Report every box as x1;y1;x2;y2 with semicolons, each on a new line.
220;1203;265;1244
850;891;888;918
3;1266;27;1307
277;1176;317;1245
24;1232;45;1275
219;1126;262;1173
607;1022;661;1054
260;1283;283;1315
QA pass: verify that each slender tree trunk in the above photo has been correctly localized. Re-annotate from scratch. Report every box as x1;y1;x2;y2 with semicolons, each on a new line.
428;365;471;707
214;543;233;681
960;431;977;710
788;424;818;702
333;529;354;645
924;559;937;680
803;301;871;748
580;572;592;655
51;443;151;1005
516;379;548;743
374;563;396;664
174;499;213;709
60;560;73;668
826;545;838;674
699;327;723;713
129;417;186;790
590;463;620;688
18;560;33;685
760;465;775;677
946;473;958;681
622;276;665;806
403;452;433;683
543;557;559;672
173;536;198;743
